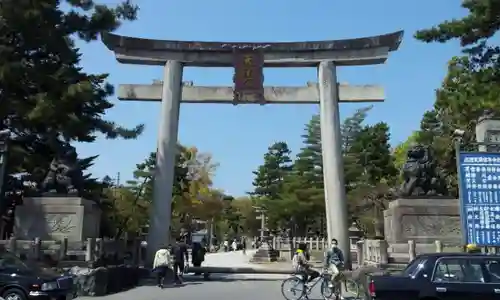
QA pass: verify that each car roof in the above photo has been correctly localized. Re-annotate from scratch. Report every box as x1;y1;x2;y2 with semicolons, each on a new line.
416;252;500;259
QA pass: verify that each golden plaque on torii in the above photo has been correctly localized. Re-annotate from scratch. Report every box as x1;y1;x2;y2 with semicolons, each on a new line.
232;50;264;104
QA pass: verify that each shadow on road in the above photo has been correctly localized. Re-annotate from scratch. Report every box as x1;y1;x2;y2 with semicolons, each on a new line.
139;278;204;287
191;276;284;283
140;274;284;286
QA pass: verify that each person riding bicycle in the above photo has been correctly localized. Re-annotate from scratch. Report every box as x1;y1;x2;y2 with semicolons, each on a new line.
323;238;345;288
292;242;319;284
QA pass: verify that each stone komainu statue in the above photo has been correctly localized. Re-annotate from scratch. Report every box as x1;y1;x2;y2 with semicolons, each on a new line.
41;144;84;195
399;144;446;197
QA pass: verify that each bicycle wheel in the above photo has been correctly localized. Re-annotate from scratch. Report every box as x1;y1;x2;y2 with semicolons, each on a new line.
320;279;334;298
281;276;306;300
344;278;360;299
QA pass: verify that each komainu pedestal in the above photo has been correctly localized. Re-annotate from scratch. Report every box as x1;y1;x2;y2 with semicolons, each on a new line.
250;242;280;263
14;197;101;242
384;198;462;252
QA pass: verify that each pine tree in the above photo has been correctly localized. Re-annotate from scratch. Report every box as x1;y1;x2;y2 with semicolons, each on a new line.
294;115;323;190
341;106;373;152
341;106;373;192
0;0;143;178
414;2;500;196
347;122;397;237
276;108;372;235
348;122;398;185
250;141;293;200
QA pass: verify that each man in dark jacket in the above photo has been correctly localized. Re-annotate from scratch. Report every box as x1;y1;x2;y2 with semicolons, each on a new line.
324;238;345;294
191;242;206;275
170;237;189;284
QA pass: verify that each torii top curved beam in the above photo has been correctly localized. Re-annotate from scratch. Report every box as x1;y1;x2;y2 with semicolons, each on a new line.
101;31;404;67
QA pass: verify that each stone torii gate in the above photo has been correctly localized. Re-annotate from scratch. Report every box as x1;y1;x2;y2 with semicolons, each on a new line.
102;30;403;265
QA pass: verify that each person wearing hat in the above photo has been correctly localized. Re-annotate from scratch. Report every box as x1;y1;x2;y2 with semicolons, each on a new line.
292;242;319;284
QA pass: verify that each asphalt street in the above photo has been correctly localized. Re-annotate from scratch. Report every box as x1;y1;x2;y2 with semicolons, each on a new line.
79;250;360;300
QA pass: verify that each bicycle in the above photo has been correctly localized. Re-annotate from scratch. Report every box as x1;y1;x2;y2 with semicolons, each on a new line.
333;269;360;299
280;269;360;300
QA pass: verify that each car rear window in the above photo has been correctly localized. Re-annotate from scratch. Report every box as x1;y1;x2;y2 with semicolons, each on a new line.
402;257;427;277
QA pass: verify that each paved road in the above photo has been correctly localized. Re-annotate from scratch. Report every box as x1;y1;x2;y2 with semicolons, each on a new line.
80;251;359;300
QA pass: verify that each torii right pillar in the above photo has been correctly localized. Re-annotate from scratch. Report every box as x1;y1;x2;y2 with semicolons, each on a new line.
318;61;349;255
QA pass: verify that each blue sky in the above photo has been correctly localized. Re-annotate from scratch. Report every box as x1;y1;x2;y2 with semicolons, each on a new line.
75;0;465;196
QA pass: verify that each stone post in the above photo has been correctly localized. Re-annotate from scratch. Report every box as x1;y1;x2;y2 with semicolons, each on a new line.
435;240;443;253
379;240;388;265
59;237;68;261
8;236;16;255
96;238;104;258
33;237;41;261
318;61;350;268
85;238;96;262
408;240;416;262
146;60;183;264
356;241;364;266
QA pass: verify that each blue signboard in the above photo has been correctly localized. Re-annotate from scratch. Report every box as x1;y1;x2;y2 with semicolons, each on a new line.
459;152;500;246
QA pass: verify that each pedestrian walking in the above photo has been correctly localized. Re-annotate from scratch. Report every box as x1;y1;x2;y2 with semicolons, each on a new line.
242;237;247;255
170;237;189;284
152;245;172;289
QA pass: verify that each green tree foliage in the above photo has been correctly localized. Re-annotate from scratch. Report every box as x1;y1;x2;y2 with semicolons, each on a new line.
260;107;373;236
249;142;292;200
341;106;373;152
415;0;500;52
231;196;262;236
415;0;500;135
348;123;398;186
341;106;373;192
346;123;398;236
393;132;420;171
281;116;325;235
115;145;223;239
0;0;143;182
413;2;500;196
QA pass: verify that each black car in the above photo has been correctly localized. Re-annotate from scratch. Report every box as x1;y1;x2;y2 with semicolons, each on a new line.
369;252;500;300
0;250;73;300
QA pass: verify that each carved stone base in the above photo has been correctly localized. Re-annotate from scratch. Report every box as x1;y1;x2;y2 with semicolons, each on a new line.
384;198;461;245
14;197;101;242
250;242;280;263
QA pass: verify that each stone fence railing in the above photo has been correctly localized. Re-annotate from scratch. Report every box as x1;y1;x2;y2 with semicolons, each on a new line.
254;236;360;252
258;237;466;266
2;237;142;265
358;239;466;266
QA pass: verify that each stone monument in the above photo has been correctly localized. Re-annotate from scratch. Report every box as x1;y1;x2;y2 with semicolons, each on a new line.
384;145;461;254
14;143;101;242
15;196;101;242
476;110;500;152
101;30;404;265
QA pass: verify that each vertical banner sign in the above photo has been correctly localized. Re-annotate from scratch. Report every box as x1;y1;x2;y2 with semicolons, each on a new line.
233;50;264;103
458;152;500;246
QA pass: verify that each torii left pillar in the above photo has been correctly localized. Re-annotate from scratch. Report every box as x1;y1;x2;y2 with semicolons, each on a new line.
318;61;349;261
146;60;183;262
